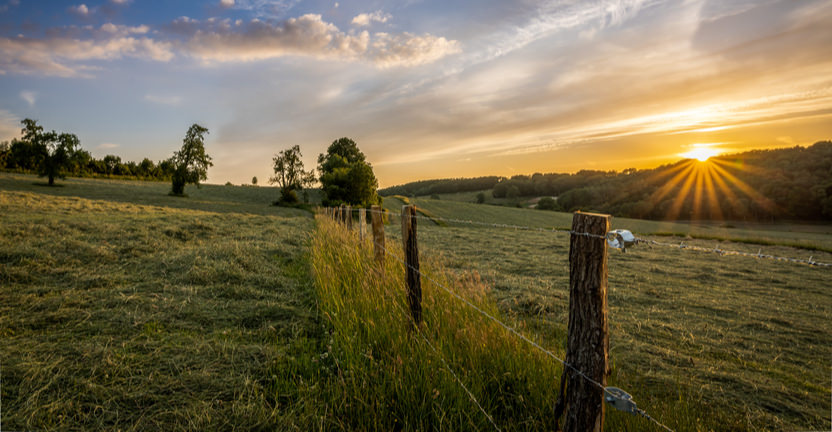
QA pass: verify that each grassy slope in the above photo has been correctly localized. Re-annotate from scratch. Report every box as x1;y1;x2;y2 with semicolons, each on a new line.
0;173;318;430
379;196;832;430
383;196;832;252
3;171;830;430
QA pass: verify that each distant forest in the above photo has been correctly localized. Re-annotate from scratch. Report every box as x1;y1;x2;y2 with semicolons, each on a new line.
380;141;832;222
0;139;174;181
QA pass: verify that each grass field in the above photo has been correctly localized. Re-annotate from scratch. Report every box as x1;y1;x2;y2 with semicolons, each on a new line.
379;195;832;430
0;173;318;430
2;172;830;431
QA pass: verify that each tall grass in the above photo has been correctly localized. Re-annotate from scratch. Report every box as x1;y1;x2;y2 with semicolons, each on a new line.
308;216;731;431
310;216;564;430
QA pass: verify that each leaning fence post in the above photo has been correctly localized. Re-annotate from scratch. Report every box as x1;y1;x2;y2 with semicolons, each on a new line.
555;211;610;432
359;208;366;241
401;205;422;326
371;205;385;267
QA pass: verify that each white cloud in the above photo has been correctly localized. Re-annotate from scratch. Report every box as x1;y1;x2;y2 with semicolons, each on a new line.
352;10;391;27
0;35;174;77
220;0;235;8
70;4;90;16
101;23;150;35
182;14;458;67
144;94;182;105
110;0;130;4
96;142;120;150
371;32;460;67
20;90;36;106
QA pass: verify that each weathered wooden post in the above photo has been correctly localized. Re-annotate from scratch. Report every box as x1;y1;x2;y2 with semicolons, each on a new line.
371;205;385;267
359;208;366;241
555;211;610;432
401;205;422;326
339;205;346;225
346;205;353;230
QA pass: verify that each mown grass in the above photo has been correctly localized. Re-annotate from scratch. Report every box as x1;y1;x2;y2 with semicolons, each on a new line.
0;172;318;216
0;176;319;430
372;205;831;431
4;171;830;431
383;195;832;252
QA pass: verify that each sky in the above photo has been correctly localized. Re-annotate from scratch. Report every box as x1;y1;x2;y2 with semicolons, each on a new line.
1;0;831;187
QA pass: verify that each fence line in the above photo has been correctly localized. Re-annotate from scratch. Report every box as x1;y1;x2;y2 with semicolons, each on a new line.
351;207;831;268
374;235;674;432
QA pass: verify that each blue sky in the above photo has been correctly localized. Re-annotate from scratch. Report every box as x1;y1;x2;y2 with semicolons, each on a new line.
1;0;831;186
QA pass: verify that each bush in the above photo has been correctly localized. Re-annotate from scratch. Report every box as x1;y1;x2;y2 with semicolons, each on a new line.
537;197;558;211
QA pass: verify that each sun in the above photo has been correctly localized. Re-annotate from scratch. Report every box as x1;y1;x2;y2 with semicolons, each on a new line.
679;147;721;162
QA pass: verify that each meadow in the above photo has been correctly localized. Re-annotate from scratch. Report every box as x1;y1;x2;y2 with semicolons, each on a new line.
379;195;832;430
1;172;830;431
0;173;318;430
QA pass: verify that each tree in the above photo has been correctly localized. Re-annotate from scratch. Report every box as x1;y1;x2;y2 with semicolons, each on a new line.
475;192;486;204
270;145;314;204
317;137;380;207
20;119;80;186
252;176;258;186
103;155;121;176
170;124;212;196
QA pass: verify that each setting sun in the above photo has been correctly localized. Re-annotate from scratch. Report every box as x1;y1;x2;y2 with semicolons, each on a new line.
679;147;722;162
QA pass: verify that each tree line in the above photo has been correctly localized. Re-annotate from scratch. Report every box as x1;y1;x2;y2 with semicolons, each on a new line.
0;119;211;196
1;118;381;206
381;141;832;222
1;130;178;182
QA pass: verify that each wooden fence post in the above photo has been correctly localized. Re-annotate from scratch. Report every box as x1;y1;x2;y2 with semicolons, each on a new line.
339;205;346;225
555;211;610;432
371;205;385;267
359;208;366;241
346;205;353;230
401;205;422;326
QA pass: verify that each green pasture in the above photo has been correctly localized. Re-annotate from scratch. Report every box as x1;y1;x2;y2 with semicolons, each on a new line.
1;172;829;431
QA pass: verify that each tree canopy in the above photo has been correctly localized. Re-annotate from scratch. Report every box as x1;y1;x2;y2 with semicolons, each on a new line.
171;124;212;196
317;137;380;207
270;144;315;204
18;118;80;186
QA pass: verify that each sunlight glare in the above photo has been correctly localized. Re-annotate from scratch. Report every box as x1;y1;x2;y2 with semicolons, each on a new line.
679;147;721;162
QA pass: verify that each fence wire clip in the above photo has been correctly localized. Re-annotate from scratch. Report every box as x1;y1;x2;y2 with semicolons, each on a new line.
604;387;638;415
606;229;636;252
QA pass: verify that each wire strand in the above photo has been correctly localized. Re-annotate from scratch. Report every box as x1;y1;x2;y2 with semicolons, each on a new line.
377;240;675;432
332;207;830;267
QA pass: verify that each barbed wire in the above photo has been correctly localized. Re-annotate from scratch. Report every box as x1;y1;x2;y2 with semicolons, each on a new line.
373;237;675;432
325;207;831;268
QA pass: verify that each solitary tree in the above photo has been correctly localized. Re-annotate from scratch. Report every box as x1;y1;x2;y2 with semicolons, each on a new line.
317;137;380;207
270;145;314;204
20;119;80;186
252;176;258;186
170;124;212;196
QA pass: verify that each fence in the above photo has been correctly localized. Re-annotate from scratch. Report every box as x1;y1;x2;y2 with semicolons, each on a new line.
318;203;829;431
